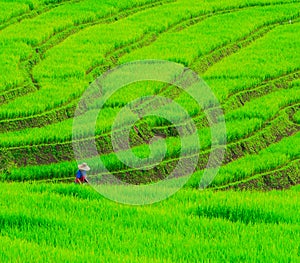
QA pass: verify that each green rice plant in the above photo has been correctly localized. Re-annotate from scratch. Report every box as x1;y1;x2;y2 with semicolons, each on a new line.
0;79;293;149
203;21;300;101
225;85;300;121
2;159;77;181
0;0;299;184
120;3;300;66
0;0;72;25
0;114;278;181
3;0;300;118
0;182;299;262
0;2;28;24
188;131;300;187
294;110;300;124
193;188;300;224
0;0;167;92
1;0;300;261
0;41;32;92
1;1;184;116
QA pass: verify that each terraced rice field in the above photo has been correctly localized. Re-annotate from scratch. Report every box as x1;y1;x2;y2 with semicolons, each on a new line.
0;0;299;261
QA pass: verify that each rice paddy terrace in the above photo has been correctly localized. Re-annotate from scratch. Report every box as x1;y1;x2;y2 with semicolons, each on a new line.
0;0;300;261
1;0;299;189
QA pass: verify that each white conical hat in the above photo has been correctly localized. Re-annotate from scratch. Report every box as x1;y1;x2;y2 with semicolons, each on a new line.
78;163;90;171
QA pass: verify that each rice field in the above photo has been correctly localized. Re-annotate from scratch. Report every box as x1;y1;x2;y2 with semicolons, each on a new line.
0;183;299;262
0;0;300;261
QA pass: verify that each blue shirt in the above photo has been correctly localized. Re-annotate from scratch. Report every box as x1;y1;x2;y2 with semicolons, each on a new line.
76;170;87;179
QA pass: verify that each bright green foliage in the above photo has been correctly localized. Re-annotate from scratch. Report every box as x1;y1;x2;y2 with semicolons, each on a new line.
0;2;28;24
0;183;299;262
3;120;296;182
294;110;300;124
188;131;300;187
226;85;300;121
204;22;300;101
0;0;299;192
0;0;163;92
120;3;300;65
1;3;299;148
0;77;293;149
2;0;300;118
0;0;300;261
0;0;70;25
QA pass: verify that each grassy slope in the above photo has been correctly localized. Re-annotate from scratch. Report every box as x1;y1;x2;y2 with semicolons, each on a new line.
0;2;299;188
2;3;300;145
0;0;300;261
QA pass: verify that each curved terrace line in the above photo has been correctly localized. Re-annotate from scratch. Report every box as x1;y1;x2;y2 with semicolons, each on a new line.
0;0;84;31
2;71;300;150
1;6;299;134
1;0;297;105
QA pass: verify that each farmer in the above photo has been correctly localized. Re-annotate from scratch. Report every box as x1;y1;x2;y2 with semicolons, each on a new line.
75;163;90;184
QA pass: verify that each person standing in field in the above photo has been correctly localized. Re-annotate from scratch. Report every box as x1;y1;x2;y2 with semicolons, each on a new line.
75;163;90;184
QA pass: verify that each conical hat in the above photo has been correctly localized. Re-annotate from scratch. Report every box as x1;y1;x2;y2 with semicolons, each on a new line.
78;163;90;171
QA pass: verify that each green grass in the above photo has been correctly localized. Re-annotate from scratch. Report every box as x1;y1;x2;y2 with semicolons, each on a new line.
294;110;300;124
0;0;163;93
2;1;300;118
1;77;297;154
0;182;299;262
0;0;71;25
188;131;300;187
0;2;28;24
3;111;296;183
120;3;300;65
0;0;299;186
0;0;300;261
203;21;300;101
